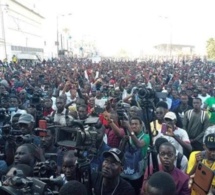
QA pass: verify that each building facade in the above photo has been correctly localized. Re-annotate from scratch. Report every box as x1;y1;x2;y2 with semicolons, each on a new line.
0;0;44;61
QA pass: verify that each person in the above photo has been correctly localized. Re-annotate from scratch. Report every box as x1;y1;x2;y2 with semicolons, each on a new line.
155;137;188;173
183;97;210;151
174;93;192;121
141;171;176;195
155;111;192;155
59;180;88;195
40;127;57;154
14;144;41;167
60;150;77;184
9;96;27;121
141;142;190;195
52;96;72;126
43;97;55;117
103;111;125;148
204;88;215;125
77;104;88;120
91;148;135;195
121;117;150;194
198;86;210;108
186;126;215;194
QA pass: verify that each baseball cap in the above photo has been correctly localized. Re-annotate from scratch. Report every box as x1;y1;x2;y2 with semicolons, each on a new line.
18;114;35;124
205;134;215;149
103;148;124;164
164;112;177;121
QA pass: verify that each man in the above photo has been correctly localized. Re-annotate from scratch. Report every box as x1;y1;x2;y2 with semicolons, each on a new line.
9;96;27;121
43;97;55;117
174;93;192;121
155;112;192;155
52;97;72;126
40;127;57;154
18;89;30;110
198;86;210;108
61;150;77;184
59;181;87;195
204;88;215;125
183;97;210;151
77;104;88;120
91;148;135;195
142;142;190;195
121;117;150;194
141;171;176;195
103;111;125;148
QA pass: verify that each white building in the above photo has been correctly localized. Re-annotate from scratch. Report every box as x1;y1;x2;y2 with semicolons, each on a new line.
0;0;44;61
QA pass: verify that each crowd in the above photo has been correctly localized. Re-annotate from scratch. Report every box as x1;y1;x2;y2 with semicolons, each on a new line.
0;57;214;194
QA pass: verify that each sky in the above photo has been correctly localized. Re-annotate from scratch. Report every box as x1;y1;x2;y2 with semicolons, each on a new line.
37;0;215;56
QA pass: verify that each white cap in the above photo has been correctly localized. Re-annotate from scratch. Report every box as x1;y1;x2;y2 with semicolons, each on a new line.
164;112;177;120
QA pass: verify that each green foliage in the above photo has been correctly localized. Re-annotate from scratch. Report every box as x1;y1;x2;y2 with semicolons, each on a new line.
207;38;215;59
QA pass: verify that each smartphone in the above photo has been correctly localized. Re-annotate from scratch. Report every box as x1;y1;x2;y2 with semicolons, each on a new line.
192;162;214;195
161;123;167;134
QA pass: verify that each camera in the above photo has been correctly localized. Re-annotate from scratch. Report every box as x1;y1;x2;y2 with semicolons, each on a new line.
116;101;130;120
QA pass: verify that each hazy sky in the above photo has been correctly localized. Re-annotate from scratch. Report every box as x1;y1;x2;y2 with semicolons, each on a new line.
38;0;215;55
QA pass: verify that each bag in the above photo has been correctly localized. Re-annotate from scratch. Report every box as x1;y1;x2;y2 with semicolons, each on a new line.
121;134;145;180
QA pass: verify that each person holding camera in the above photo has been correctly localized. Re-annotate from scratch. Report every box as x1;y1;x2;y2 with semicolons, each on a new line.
103;111;125;148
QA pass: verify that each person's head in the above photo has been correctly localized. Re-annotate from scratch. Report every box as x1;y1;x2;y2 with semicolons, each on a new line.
155;107;166;121
70;89;76;98
88;97;95;108
19;89;27;100
102;148;124;179
171;89;178;99
41;127;55;152
11;113;21;130
164;112;177;129
56;97;65;112
201;86;207;96
143;171;176;195
94;122;105;148
186;88;193;97
156;101;168;113
77;104;88;120
180;93;188;105
159;142;176;172
1;97;9;108
192;97;202;111
62;151;77;181
14;144;40;167
43;97;53;109
0;84;6;94
130;117;144;134
96;90;102;99
154;137;168;153
9;96;19;108
76;98;86;110
129;106;140;118
18;113;35;135
203;126;215;161
59;180;87;195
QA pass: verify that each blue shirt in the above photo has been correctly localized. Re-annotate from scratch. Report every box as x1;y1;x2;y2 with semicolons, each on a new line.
90;142;110;174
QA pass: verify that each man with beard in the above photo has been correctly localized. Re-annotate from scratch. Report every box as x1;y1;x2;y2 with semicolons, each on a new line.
91;148;135;195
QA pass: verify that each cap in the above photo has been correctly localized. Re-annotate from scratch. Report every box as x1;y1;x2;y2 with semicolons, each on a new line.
205;134;215;149
164;112;177;121
103;148;124;164
18;114;35;124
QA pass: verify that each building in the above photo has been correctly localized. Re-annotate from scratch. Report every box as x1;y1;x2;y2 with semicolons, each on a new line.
0;0;44;61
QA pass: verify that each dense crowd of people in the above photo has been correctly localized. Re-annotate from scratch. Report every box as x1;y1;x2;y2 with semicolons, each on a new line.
0;57;214;194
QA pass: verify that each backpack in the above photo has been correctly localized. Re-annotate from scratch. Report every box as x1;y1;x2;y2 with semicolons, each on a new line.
121;134;145;180
187;109;206;124
176;152;183;169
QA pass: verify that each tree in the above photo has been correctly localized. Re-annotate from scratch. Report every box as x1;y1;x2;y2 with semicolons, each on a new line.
206;38;215;59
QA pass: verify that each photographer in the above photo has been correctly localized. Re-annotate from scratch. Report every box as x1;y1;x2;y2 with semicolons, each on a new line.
103;111;125;148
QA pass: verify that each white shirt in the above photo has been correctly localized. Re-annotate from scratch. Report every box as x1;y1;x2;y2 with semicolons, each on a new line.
52;109;73;126
154;127;190;154
198;94;211;108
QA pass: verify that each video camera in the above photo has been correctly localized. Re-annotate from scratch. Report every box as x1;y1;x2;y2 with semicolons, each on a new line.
0;169;61;195
55;117;99;154
1;124;33;146
116;101;130;121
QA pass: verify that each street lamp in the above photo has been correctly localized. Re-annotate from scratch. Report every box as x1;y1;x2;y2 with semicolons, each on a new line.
0;2;9;60
56;13;72;57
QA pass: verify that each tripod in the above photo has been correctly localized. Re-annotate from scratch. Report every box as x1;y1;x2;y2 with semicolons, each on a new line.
139;98;159;177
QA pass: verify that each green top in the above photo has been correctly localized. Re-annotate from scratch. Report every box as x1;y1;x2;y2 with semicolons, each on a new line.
205;97;215;124
129;131;150;157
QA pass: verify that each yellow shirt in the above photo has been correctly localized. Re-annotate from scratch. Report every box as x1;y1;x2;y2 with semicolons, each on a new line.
150;120;162;136
187;151;215;195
